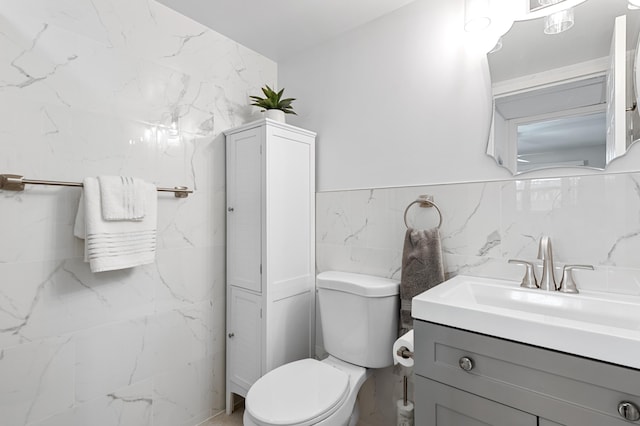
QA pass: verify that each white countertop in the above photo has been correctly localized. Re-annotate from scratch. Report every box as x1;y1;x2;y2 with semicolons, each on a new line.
412;275;640;369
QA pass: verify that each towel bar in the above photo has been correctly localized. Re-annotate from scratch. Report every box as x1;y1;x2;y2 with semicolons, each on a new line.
0;174;192;198
404;195;442;229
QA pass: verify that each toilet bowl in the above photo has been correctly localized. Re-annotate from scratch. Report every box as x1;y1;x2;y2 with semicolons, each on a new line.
242;271;400;426
243;356;371;426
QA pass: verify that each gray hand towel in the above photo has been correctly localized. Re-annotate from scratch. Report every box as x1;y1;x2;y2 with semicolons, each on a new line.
400;227;445;334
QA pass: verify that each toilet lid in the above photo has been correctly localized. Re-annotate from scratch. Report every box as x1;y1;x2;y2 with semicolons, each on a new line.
246;358;350;426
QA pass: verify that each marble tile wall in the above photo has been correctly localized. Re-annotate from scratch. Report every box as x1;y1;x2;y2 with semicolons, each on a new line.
316;172;640;425
0;1;276;425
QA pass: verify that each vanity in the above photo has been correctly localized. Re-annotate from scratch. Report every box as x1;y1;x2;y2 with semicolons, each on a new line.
411;275;640;425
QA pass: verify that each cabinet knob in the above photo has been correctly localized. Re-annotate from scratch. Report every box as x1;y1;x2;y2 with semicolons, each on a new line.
227;207;234;212
618;401;640;421
228;332;235;338
459;356;474;372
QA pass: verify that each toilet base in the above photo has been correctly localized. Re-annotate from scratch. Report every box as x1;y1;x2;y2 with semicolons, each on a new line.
347;402;359;426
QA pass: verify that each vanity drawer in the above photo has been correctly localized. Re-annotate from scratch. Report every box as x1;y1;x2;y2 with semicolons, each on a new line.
416;376;537;426
415;321;640;425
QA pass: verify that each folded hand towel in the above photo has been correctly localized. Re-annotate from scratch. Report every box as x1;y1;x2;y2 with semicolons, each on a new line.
74;177;157;272
400;227;445;334
98;175;145;221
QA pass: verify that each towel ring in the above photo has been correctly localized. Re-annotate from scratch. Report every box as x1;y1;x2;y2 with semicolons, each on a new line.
404;196;443;229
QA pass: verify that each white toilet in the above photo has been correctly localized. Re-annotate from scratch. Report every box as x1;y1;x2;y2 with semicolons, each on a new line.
243;270;400;426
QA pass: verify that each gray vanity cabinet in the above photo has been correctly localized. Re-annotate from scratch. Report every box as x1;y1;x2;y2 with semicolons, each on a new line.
417;377;536;425
414;321;640;426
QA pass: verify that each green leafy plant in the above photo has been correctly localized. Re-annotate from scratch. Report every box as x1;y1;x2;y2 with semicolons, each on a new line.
250;85;297;115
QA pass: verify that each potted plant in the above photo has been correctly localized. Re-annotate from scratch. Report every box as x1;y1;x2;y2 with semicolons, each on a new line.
250;85;297;123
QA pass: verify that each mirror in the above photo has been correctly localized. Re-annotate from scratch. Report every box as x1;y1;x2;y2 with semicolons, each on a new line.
486;0;640;175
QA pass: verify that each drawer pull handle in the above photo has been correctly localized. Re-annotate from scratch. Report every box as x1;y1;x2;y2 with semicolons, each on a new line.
228;332;235;338
459;356;474;372
618;401;640;421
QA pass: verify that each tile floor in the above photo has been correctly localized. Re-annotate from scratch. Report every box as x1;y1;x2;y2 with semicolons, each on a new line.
199;404;244;426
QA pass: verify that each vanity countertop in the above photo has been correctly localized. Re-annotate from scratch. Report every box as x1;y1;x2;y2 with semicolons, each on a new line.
412;275;640;369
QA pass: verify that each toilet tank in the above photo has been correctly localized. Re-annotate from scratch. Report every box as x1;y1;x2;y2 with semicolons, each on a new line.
317;271;400;368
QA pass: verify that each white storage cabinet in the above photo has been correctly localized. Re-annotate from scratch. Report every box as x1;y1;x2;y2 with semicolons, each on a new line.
224;119;316;413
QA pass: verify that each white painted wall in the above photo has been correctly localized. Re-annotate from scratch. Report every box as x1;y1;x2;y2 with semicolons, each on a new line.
279;0;640;192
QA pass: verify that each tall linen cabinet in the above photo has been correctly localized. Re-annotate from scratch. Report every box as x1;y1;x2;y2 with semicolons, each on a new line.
224;119;316;413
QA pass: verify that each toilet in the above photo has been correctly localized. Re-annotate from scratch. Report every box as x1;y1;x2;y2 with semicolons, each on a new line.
243;271;400;426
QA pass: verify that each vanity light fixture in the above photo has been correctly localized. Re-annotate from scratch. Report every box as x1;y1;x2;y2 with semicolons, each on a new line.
464;0;492;32
537;0;575;34
544;7;574;34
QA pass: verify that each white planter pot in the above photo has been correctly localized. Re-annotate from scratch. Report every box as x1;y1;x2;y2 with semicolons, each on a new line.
265;109;285;123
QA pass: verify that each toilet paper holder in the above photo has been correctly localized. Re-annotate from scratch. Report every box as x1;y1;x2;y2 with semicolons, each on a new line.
396;346;414;360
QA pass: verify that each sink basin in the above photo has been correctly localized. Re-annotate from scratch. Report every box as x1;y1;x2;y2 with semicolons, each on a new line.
412;275;640;369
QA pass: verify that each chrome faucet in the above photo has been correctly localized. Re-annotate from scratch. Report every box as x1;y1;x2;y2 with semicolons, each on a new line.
537;236;557;291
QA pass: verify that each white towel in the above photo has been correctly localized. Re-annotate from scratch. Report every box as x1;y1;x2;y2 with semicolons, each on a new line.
98;175;145;221
74;177;157;272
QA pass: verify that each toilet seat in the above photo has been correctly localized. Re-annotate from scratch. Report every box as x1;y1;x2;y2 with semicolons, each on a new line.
245;358;350;426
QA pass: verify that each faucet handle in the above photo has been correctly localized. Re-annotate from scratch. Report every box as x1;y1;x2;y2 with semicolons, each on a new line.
508;259;539;289
558;264;594;294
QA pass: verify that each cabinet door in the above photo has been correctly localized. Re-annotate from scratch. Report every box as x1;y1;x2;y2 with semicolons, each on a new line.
228;287;262;392
265;126;313;294
227;127;262;293
416;378;536;426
